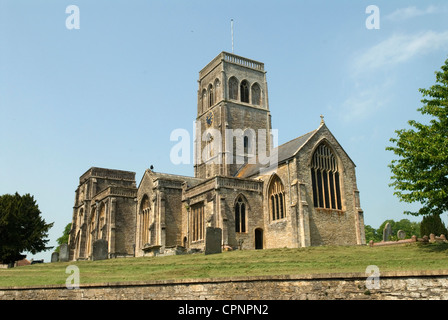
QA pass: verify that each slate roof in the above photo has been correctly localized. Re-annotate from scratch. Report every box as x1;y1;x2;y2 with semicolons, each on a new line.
236;129;317;178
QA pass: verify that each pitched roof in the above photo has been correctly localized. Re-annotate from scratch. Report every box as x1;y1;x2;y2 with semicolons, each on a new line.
236;129;317;178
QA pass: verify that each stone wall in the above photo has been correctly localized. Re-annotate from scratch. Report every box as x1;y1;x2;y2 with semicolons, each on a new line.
2;270;447;300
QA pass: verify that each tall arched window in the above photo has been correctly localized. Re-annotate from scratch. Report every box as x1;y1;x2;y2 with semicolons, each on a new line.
229;77;239;100
98;203;106;240
191;203;204;241
240;80;249;103
310;143;342;210
251;83;261;106
235;196;247;233
214;78;221;103
87;207;96;257
243;128;256;164
268;175;286;220
77;208;84;229
208;84;214;107
140;195;150;246
202;89;207;113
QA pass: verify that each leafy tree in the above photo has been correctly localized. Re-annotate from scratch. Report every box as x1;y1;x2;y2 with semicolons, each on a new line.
0;193;53;264
386;57;448;217
420;213;448;237
378;219;421;240
394;218;420;238
364;224;382;243
54;223;71;253
366;219;420;243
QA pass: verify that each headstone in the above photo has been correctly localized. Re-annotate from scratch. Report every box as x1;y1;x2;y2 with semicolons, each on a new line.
51;252;60;263
430;233;435;242
382;223;392;242
59;244;69;262
397;230;406;240
204;227;222;255
92;239;108;261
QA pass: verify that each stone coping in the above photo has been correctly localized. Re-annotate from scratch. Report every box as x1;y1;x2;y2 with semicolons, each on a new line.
2;269;448;291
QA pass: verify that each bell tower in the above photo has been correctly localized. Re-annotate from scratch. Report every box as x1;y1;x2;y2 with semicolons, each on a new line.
194;52;272;179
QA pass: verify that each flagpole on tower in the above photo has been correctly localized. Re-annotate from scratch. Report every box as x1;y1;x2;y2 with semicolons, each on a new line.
231;19;234;53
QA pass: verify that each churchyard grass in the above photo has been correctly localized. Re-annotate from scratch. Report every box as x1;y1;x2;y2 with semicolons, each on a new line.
1;242;447;287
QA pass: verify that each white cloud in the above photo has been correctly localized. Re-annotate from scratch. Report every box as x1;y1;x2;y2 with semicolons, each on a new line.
351;30;448;76
385;5;438;21
340;78;393;123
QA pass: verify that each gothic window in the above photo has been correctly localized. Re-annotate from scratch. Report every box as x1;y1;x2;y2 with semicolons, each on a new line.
243;128;256;164
235;196;247;233
140;195;150;246
240;80;249;103
87;207;96;257
251;83;261;105
202;89;207;112
191;203;204;242
77;208;84;229
208;84;214;107
229;76;238;100
268;175;286;221
75;231;81;259
214;78;221;103
98;203;106;240
310;143;342;210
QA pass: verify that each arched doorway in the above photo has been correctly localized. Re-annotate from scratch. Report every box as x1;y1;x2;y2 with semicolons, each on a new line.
255;228;263;250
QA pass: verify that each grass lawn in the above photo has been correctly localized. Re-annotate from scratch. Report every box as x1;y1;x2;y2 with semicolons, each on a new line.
1;242;448;288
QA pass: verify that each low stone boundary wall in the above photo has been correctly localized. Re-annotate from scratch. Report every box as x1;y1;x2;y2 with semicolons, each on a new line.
1;270;448;300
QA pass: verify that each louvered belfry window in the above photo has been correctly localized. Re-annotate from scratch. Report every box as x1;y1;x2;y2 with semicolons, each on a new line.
310;143;342;210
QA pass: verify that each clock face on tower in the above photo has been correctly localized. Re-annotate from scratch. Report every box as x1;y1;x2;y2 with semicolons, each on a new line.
206;111;214;126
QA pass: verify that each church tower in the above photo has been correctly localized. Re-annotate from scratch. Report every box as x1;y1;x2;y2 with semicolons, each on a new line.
194;52;272;179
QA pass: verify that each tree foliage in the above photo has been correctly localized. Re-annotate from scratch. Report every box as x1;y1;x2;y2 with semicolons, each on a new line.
54;223;71;253
386;57;448;217
420;213;448;237
365;219;420;243
0;193;53;264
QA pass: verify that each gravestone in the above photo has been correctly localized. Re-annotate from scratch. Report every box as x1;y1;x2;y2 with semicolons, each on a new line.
430;233;435;242
59;244;69;262
397;230;406;240
92;239;108;261
382;223;392;242
51;252;59;263
205;227;222;255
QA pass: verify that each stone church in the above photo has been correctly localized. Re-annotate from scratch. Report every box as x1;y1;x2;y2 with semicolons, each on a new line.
68;51;366;260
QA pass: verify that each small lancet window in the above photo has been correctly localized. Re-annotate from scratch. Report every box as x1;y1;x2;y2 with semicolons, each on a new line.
235;196;246;233
240;80;249;103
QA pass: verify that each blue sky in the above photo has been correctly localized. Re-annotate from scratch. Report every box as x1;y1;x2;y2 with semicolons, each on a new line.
1;0;448;262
